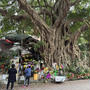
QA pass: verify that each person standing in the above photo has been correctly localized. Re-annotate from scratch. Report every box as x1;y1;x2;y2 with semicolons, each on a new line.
6;64;17;90
24;65;31;87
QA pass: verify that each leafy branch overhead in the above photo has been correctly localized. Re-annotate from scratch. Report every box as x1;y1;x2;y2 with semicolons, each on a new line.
0;0;89;65
0;0;89;31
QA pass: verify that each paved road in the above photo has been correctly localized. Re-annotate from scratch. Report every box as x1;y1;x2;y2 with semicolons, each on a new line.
1;79;90;90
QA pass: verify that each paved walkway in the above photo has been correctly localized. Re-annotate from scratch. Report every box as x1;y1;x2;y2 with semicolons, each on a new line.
1;79;90;90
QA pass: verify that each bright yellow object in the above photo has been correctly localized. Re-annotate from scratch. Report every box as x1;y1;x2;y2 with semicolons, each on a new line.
56;65;59;70
24;65;26;68
44;67;48;73
33;74;38;80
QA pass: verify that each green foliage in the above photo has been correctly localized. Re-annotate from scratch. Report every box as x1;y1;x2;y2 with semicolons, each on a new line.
70;22;84;33
0;0;89;56
68;0;90;33
34;41;44;51
0;0;89;36
84;69;90;73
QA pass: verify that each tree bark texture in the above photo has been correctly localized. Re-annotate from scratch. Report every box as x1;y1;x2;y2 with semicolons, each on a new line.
16;0;88;66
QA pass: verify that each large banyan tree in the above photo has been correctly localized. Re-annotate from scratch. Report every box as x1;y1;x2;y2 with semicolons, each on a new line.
0;0;90;66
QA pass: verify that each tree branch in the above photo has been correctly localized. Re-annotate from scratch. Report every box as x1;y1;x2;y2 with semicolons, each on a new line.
0;0;16;7
66;18;84;25
17;0;51;34
70;0;81;6
0;9;7;16
38;8;52;16
37;0;42;9
0;8;28;21
43;0;52;8
53;0;58;9
71;24;88;44
53;0;70;29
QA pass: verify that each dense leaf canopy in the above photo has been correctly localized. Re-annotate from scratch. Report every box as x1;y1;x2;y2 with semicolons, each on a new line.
0;0;90;51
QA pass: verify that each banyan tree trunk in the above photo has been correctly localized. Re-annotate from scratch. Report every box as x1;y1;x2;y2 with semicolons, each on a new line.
40;23;81;66
17;0;86;67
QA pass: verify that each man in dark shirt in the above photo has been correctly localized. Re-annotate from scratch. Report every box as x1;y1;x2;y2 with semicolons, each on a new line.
6;64;17;90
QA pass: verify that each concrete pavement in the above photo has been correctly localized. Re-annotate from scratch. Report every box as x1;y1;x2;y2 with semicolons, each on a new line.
0;79;90;90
